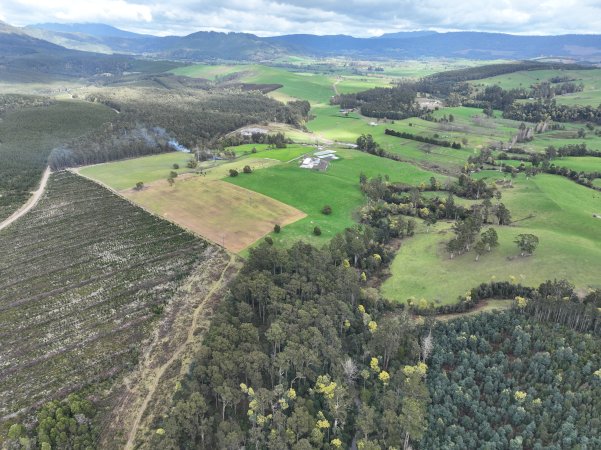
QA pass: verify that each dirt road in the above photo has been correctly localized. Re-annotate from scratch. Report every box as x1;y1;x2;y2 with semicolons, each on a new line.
0;166;50;232
124;255;235;449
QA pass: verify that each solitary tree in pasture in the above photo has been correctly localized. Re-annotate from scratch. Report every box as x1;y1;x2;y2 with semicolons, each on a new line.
515;233;539;256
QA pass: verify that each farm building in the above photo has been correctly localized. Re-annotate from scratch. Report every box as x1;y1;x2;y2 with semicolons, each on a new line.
314;150;339;160
300;157;329;171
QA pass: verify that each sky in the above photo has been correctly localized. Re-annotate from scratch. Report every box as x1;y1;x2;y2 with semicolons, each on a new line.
1;0;601;37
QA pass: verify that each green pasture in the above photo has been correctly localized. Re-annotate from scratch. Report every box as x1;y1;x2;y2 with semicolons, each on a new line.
170;64;251;80
308;105;477;171
228;144;313;161
79;152;198;190
553;156;601;173
226;148;440;248
334;76;392;94
380;59;509;79
382;173;601;304
471;68;601;107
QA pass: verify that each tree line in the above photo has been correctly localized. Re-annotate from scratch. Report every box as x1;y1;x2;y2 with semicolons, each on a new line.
384;128;462;149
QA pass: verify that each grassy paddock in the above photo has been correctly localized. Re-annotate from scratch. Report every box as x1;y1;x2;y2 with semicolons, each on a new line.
553;156;601;173
227;148;442;248
470;68;601;107
382;173;601;304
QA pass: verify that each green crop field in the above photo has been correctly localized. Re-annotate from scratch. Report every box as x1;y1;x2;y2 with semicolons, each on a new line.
0;171;225;420
0;100;116;221
334;76;393;94
382;173;601;304
226;148;443;247
226;144;313;162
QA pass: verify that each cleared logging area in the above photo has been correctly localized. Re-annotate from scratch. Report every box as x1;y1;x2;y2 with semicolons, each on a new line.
0;171;218;422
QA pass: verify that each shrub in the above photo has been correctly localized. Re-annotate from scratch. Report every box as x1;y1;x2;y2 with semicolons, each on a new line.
322;205;332;215
243;165;252;174
264;236;273;245
169;171;178;178
172;163;180;170
274;224;281;233
251;147;257;153
229;169;239;177
134;181;144;191
186;158;198;168
313;226;322;236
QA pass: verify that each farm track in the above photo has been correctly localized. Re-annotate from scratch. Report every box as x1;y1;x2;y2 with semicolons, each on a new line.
123;254;236;449
0;166;50;232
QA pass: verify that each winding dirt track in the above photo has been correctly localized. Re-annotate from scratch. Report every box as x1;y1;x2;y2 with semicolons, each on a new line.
124;255;235;449
0;166;51;232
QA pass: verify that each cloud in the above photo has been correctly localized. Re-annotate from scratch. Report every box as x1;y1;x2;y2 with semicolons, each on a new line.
1;0;600;37
1;0;152;26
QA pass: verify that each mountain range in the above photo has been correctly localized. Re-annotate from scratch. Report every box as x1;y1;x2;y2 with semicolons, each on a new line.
2;20;601;75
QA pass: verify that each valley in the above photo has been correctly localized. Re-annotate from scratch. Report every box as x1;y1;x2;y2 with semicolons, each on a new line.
0;15;600;450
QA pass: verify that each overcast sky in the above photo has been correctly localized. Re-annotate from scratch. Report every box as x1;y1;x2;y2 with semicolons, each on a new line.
1;0;600;37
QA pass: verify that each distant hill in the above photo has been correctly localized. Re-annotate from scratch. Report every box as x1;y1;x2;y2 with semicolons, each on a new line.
137;31;287;61
21;24;288;61
0;22;141;82
28;23;150;39
376;31;438;39
267;32;601;60
3;20;601;63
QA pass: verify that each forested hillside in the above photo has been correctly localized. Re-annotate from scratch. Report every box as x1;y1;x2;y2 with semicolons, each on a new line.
49;88;309;170
143;239;430;449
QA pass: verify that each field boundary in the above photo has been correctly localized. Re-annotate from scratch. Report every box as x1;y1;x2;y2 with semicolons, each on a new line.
71;168;228;253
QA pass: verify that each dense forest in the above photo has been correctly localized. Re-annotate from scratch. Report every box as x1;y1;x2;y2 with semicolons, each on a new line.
332;84;422;119
424;311;601;449
503;100;601;124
